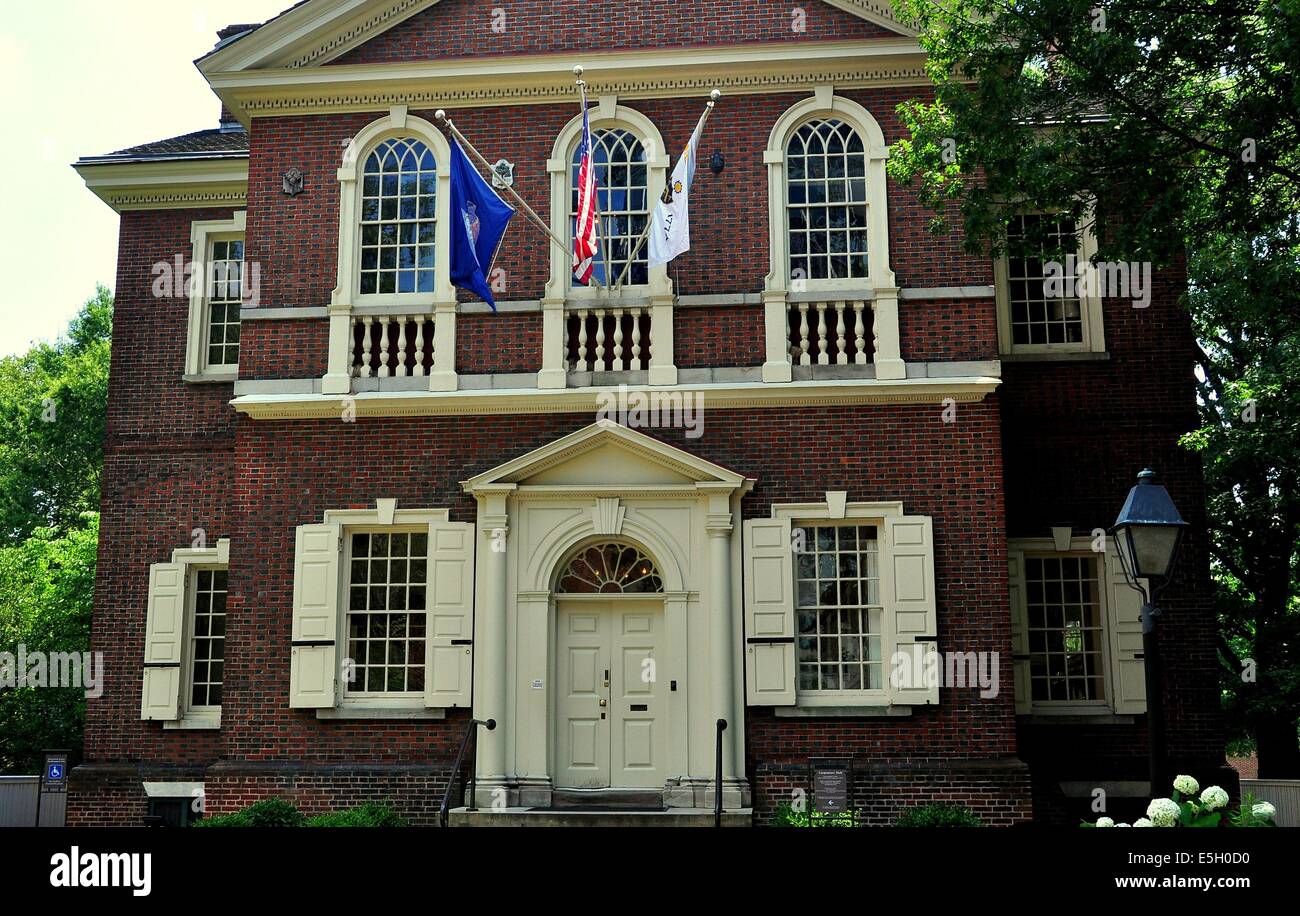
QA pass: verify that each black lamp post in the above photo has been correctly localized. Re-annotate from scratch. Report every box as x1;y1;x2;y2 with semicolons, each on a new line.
1110;468;1188;795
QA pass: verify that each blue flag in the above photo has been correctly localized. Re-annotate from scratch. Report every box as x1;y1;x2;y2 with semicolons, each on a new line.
448;136;515;309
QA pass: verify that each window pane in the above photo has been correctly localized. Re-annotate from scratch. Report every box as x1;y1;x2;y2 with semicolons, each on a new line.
344;528;429;695
1024;555;1104;703
792;525;882;694
360;138;437;298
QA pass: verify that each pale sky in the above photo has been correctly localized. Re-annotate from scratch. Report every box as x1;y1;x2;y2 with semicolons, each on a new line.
0;1;291;356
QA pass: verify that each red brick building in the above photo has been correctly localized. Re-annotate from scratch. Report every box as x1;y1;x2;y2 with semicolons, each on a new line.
70;0;1230;826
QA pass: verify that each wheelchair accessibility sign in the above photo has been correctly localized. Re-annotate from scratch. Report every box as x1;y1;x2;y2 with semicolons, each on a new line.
41;753;69;794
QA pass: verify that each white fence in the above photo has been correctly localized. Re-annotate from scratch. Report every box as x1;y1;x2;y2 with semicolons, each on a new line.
1241;779;1300;827
0;776;66;827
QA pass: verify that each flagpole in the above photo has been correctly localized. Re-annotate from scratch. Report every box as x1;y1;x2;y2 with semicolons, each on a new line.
612;89;721;290
573;67;611;292
434;110;578;274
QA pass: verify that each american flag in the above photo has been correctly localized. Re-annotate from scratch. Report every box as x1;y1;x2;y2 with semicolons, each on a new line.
572;103;600;285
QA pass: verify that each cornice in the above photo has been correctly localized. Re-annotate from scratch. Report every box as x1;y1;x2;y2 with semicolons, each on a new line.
74;158;249;214
207;40;930;123
231;376;1001;421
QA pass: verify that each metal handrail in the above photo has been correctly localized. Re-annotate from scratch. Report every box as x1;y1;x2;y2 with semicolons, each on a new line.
714;718;728;828
438;717;496;828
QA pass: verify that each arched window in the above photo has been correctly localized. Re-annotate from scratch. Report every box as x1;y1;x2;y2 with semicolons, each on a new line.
761;93;904;382
569;128;650;288
557;542;663;594
785;119;869;282
359;137;438;295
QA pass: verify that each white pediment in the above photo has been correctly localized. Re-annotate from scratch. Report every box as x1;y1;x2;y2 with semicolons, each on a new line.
462;420;750;492
199;0;917;75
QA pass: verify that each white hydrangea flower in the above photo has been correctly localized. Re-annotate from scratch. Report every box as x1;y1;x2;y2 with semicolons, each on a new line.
1200;786;1229;811
1173;774;1199;796
1115;823;1131;827
1146;798;1181;827
1095;817;1115;827
1133;817;1154;827
1252;801;1276;820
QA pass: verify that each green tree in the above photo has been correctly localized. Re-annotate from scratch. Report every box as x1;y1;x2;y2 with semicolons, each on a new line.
887;1;1300;774
0;515;100;774
0;288;112;773
0;284;112;545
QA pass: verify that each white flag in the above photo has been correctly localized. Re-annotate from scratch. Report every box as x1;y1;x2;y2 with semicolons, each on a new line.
648;108;708;266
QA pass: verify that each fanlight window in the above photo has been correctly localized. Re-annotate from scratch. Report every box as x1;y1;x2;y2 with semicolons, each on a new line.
570;128;649;287
360;137;437;295
557;543;663;594
786;118;868;282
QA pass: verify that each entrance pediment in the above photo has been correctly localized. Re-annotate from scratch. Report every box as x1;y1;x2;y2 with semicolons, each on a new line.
463;420;751;493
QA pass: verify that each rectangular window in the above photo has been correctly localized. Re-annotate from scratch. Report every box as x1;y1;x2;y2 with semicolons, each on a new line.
189;568;227;708
794;524;883;693
345;530;428;695
206;238;243;368
1005;213;1083;346
1024;555;1106;703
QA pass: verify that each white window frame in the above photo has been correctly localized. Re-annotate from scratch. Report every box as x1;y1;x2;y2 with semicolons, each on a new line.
161;538;231;730
544;98;672;305
324;108;458;394
185;213;245;381
772;499;905;709
323;506;451;712
761;88;904;382
1008;537;1119;716
333;109;455;309
994;204;1105;355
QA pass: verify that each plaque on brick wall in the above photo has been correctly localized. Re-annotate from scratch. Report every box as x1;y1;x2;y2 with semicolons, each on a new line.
813;767;849;813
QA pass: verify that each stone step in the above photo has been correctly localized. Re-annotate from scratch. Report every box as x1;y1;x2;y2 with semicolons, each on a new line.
447;807;753;827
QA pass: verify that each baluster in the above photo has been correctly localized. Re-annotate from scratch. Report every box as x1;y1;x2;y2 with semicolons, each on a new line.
375;316;390;377
350;318;361;377
563;313;572;371
613;309;625;370
395;317;409;377
816;302;829;365
835;301;848;365
872;302;881;357
578;309;590;371
631;307;643;369
853;301;867;365
797;303;811;366
595;308;607;371
360;316;375;378
413;315;427;377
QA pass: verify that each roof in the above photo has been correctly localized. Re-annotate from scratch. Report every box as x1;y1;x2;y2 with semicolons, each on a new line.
76;127;249;166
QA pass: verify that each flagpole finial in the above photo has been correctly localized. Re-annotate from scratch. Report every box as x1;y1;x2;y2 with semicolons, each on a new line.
573;65;584;77
434;109;447;122
710;89;722;102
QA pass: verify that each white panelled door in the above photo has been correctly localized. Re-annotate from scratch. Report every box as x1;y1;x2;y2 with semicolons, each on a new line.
555;600;666;790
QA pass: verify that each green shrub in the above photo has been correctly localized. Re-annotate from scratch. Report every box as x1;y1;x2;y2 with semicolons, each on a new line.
895;803;983;827
196;797;305;828
771;802;861;827
305;804;406;828
196;798;406;828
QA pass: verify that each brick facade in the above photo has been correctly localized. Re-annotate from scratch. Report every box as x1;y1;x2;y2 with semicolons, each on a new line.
69;2;1225;827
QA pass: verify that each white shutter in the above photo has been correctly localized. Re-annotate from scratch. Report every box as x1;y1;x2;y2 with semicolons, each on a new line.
141;562;185;720
426;521;475;708
290;524;340;709
1105;543;1148;714
883;516;939;706
1007;549;1032;714
742;518;796;706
